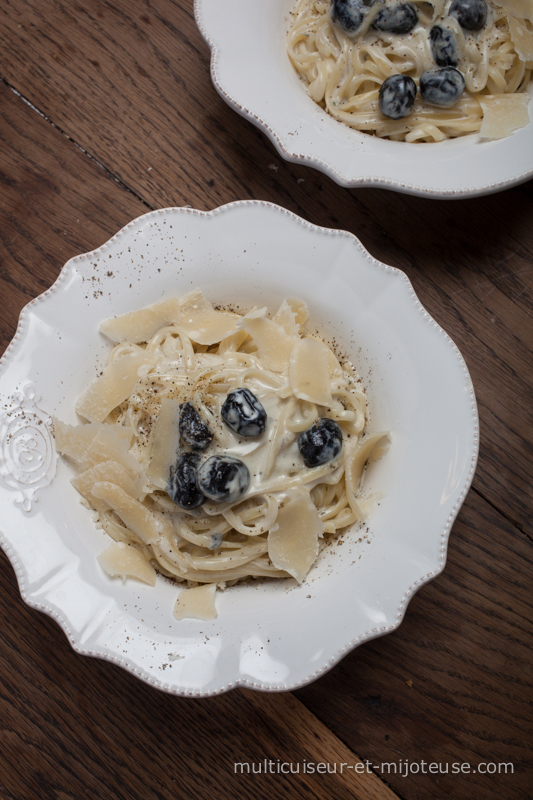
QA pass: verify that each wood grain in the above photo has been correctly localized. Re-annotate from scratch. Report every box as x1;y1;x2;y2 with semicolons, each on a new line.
241;690;400;800
297;491;533;800
0;546;400;800
0;79;146;351
0;2;531;800
0;0;531;530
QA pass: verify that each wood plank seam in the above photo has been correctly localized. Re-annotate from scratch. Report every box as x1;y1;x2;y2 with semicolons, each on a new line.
472;486;530;541
242;690;404;800
1;76;153;214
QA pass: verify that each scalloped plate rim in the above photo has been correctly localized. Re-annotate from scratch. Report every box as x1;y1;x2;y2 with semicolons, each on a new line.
0;200;479;695
194;0;533;198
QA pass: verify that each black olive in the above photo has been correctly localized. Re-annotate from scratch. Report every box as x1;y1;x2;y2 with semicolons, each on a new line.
430;25;458;67
330;0;367;36
197;455;250;504
221;388;267;437
449;0;487;31
379;74;417;119
420;67;465;107
298;418;343;468
373;3;418;33
168;453;206;510
179;402;213;451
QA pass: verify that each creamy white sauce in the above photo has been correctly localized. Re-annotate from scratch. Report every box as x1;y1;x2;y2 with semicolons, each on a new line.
358;1;498;80
200;380;303;496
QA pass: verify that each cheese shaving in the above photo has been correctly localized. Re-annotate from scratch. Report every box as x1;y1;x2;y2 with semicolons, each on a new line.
479;94;531;139
493;0;533;22
285;297;309;327
100;290;240;347
509;16;533;61
173;584;218;621
92;481;165;545
273;299;300;337
72;460;143;512
146;398;181;489
238;316;297;373
53;418;133;463
76;351;157;423
177;289;239;345
289;337;333;406
267;493;323;583
98;541;157;586
100;297;181;344
82;428;143;475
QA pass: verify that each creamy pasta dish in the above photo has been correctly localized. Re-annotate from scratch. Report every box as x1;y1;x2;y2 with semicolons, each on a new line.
287;0;533;141
54;290;389;619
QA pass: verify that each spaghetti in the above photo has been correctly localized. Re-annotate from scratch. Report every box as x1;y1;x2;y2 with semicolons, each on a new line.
287;0;533;141
55;291;389;597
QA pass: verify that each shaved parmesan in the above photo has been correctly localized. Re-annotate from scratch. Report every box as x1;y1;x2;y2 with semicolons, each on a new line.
479;94;530;140
92;481;164;544
72;460;143;512
178;289;239;345
346;432;391;493
53;418;133;463
289;338;333;406
326;345;344;377
101;290;240;347
173;583;218;620
238;316;297;373
76;351;157;423
100;297;181;344
509;16;533;60
286;297;309;327
83;428;142;476
98;541;156;586
273;299;300;337
493;0;533;22
146;398;181;489
268;493;323;583
218;328;249;352
242;306;267;320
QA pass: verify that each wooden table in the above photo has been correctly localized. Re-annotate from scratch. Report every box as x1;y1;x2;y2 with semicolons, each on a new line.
0;2;531;799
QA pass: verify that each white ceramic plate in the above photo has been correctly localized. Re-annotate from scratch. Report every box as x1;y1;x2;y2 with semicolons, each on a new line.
0;201;478;695
195;0;533;198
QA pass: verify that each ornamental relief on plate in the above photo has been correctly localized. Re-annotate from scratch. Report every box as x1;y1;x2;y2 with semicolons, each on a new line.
0;383;57;512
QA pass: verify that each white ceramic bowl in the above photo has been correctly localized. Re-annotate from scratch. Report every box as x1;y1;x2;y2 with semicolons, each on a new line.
195;0;533;198
0;201;478;695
